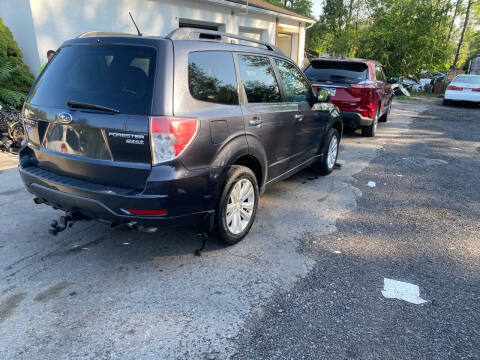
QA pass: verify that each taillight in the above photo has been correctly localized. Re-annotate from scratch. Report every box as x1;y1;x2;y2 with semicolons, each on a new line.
447;85;463;91
149;116;198;165
61;143;67;153
347;80;377;118
473;88;480;92
350;80;377;89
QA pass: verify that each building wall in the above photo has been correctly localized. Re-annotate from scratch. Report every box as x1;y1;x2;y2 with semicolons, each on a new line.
2;0;307;75
0;0;40;74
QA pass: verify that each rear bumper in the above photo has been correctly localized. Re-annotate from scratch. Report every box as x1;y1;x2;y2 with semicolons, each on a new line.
19;150;217;228
340;111;373;128
444;91;480;102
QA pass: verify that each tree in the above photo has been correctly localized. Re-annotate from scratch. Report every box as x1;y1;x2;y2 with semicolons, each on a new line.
453;0;473;68
0;18;34;109
262;0;314;18
448;0;463;41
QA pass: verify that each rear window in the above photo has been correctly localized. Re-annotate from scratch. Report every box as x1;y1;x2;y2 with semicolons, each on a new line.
305;60;368;83
454;75;480;84
28;44;157;115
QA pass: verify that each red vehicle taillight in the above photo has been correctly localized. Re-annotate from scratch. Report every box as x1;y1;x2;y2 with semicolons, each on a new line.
350;80;377;89
447;85;463;91
472;88;480;92
149;116;198;165
347;80;377;118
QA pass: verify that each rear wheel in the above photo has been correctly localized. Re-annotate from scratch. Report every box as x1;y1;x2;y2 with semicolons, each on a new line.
214;165;259;245
362;107;379;137
443;98;451;106
379;101;391;122
311;128;340;175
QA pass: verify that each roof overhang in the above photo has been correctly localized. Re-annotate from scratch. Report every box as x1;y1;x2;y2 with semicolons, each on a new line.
199;0;316;24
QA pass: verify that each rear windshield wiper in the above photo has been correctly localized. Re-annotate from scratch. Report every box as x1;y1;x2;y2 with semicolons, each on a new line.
67;101;120;114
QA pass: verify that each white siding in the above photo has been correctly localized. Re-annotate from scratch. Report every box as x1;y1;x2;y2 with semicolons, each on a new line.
0;0;40;74
1;0;309;75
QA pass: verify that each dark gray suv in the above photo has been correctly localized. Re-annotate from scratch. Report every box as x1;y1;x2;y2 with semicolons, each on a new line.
19;28;343;244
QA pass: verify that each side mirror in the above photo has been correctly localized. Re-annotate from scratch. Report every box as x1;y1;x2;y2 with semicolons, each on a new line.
317;88;331;103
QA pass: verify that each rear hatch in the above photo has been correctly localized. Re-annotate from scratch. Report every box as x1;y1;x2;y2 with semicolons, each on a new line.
305;60;375;115
24;40;162;190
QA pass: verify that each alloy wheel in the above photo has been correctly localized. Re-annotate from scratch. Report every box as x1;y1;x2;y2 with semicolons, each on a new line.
327;135;338;170
225;178;255;235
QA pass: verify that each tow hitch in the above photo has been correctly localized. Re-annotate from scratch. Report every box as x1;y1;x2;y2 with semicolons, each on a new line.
49;213;88;235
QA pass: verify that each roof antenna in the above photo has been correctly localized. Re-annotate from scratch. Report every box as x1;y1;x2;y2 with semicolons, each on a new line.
129;12;142;36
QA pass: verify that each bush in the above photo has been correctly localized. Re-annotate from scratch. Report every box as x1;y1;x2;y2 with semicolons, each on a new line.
0;17;35;109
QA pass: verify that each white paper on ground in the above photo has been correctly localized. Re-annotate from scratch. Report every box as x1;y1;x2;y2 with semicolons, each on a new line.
367;181;376;187
382;278;428;304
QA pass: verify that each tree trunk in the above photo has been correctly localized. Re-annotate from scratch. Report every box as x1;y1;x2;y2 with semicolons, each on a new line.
447;0;461;42
452;0;472;69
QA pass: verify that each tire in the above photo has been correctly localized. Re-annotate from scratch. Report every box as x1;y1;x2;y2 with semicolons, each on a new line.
214;165;259;245
379;101;391;122
362;106;379;137
443;98;451;106
311;128;340;175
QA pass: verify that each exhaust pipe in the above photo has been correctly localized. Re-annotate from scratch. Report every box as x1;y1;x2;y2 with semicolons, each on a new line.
126;221;157;233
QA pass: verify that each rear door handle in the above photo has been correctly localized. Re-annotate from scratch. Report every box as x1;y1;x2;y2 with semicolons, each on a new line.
295;114;304;122
249;118;263;126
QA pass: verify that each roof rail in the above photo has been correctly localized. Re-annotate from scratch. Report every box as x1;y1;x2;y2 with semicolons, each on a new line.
166;28;284;55
77;31;138;38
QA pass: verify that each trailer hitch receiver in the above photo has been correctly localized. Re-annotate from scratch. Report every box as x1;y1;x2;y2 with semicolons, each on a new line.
49;213;87;235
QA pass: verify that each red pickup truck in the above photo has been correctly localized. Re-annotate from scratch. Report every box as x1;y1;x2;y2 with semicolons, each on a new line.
305;58;393;137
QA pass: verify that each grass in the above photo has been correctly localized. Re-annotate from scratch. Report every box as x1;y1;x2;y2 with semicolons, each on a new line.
409;90;442;97
395;96;420;101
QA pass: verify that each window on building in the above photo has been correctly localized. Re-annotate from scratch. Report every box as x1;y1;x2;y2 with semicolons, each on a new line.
188;51;239;105
179;20;218;31
237;54;281;103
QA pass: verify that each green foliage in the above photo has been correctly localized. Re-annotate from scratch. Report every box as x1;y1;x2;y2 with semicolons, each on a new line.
0;17;34;109
305;0;480;77
262;0;314;18
0;62;26;108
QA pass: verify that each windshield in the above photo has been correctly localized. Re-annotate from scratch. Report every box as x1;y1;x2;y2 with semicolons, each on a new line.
305;60;368;83
28;44;157;115
454;75;480;84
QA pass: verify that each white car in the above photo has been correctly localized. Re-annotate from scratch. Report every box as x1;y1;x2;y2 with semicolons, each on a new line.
443;74;480;105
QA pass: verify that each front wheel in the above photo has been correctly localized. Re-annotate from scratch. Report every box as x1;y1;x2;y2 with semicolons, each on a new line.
214;165;259;245
311;128;340;175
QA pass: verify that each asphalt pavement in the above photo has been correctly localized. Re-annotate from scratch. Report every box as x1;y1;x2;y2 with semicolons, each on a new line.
0;98;478;359
233;98;480;360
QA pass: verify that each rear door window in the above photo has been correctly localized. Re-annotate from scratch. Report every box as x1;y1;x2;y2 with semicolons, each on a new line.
305;60;368;83
188;51;239;105
28;44;157;115
237;54;281;103
375;65;387;82
274;58;314;103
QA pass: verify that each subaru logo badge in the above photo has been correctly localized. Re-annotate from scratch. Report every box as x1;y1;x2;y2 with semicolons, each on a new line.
56;112;73;124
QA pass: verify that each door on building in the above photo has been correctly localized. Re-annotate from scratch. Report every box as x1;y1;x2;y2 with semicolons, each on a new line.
277;33;292;58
